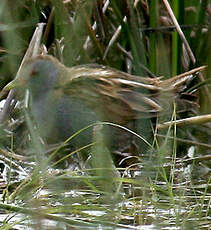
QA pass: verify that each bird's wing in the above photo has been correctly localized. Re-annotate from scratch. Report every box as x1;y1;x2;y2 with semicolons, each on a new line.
53;56;204;122
59;65;168;123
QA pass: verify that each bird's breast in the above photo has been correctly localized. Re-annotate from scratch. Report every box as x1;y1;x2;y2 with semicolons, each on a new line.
31;93;99;145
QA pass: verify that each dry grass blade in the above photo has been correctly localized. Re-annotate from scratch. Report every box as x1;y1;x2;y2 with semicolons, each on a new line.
156;134;211;148
103;16;127;60
0;23;45;123
162;0;196;64
157;114;211;129
0;148;33;162
162;0;211;103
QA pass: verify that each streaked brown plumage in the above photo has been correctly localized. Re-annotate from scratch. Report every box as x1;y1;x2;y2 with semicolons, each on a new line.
2;55;204;149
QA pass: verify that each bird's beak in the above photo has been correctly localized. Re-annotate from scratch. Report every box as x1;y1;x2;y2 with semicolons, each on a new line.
3;78;24;90
0;78;25;99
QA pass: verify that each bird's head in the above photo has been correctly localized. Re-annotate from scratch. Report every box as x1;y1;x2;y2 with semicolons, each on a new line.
2;55;60;98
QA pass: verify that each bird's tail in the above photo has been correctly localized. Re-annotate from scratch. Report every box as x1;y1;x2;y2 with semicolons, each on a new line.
158;65;206;114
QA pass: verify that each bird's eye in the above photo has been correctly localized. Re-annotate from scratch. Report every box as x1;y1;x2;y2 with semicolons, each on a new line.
30;68;39;77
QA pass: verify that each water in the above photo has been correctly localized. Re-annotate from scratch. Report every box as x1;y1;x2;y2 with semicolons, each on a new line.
0;152;210;229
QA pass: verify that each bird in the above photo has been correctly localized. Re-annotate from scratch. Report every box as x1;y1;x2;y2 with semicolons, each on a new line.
1;55;203;153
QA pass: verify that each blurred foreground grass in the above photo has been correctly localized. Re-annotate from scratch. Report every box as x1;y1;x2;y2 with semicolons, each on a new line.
0;1;210;229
